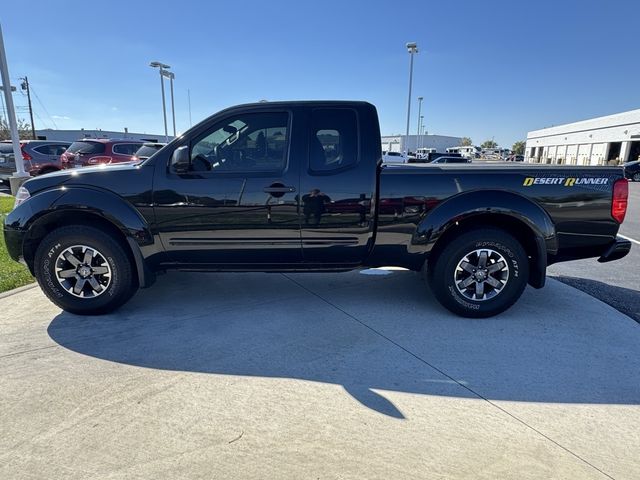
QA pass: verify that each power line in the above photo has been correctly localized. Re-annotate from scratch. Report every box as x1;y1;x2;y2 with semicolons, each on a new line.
28;84;58;129
33;110;50;130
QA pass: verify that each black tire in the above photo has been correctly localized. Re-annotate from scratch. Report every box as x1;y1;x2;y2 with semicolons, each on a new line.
427;228;529;318
34;225;137;315
633;173;640;182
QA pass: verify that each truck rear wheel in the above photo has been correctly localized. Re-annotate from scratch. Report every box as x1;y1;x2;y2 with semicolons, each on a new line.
427;228;529;318
34;225;137;315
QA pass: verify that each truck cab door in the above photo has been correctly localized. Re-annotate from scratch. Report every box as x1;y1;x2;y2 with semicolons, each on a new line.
299;107;378;265
152;109;302;265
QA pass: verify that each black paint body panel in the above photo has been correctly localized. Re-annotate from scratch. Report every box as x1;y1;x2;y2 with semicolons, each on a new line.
3;101;628;287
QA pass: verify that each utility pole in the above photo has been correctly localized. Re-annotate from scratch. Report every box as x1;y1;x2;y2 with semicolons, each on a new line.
20;76;36;139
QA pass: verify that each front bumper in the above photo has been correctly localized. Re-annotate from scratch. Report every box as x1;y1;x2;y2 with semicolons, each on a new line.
598;236;632;263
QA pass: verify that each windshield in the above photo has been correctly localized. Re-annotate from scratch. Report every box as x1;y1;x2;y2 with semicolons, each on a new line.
67;141;105;155
386;152;402;156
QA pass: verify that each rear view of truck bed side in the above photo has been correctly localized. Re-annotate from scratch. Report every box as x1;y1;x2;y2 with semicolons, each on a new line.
365;164;630;316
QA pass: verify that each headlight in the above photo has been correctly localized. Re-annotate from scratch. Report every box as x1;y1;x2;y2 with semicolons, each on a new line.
14;186;31;208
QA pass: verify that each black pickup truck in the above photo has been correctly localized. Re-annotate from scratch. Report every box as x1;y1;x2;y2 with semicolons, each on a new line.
3;101;631;317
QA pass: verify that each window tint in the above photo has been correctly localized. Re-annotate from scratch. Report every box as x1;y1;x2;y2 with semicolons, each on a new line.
67;141;105;155
33;144;68;155
134;145;162;158
310;109;358;172
113;143;141;155
188;112;289;173
0;143;13;154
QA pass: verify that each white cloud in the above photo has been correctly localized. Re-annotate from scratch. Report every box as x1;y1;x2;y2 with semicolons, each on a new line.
52;115;71;120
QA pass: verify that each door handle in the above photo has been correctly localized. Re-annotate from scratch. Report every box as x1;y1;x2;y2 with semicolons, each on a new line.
263;185;296;194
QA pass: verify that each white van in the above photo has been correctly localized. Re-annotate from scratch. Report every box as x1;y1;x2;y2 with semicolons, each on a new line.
382;151;408;163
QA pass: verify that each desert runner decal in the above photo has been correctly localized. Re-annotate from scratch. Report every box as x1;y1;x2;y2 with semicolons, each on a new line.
523;177;609;187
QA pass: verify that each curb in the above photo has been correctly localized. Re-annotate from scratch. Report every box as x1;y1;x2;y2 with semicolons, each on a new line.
0;282;38;300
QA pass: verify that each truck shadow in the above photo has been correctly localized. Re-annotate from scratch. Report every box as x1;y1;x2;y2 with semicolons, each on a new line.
47;271;640;418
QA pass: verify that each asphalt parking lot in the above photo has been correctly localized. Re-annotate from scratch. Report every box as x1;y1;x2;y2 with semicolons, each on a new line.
550;181;640;322
1;267;639;479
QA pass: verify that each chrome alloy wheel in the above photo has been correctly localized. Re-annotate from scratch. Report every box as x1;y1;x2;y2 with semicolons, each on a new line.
54;245;112;298
454;249;509;301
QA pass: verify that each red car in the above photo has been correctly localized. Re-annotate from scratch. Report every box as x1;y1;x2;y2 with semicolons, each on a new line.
60;138;145;169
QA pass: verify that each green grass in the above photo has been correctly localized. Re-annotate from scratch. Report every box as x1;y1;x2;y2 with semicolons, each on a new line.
0;196;34;293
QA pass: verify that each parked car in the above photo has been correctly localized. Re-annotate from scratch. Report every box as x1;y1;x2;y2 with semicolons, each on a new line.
429;156;471;164
60;138;145;169
4;101;630;318
382;151;408;163
411;152;464;164
132;143;166;161
0;140;70;182
623;160;640;181
506;154;525;162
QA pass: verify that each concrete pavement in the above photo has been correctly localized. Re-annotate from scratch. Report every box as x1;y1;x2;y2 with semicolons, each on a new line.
550;181;640;322
1;269;639;479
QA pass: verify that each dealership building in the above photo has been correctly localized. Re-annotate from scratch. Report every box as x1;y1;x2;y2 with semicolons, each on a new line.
381;134;462;154
525;109;640;165
35;128;170;143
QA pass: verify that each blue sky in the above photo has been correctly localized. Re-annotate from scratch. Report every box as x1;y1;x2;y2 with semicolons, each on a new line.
1;0;639;147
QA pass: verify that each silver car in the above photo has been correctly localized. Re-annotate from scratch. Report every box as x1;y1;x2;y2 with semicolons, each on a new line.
0;140;71;182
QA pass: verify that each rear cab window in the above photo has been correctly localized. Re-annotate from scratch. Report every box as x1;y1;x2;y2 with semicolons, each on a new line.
309;108;358;173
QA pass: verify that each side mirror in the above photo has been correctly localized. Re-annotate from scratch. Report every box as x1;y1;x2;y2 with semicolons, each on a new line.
170;145;190;173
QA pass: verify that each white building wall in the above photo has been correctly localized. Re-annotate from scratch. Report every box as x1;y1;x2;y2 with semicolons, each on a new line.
525;108;640;165
35;129;171;143
381;134;462;154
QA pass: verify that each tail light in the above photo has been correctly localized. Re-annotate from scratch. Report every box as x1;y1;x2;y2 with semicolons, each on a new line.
612;178;628;223
88;156;112;165
20;144;32;161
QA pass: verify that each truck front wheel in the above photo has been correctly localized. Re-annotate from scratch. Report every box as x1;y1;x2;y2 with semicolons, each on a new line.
427;228;529;318
34;225;137;315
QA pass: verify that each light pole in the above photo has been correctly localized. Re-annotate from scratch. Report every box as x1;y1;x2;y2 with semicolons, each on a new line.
150;61;170;142
162;70;176;137
416;96;423;152
0;22;28;194
416;96;423;137
405;42;418;154
419;114;424;150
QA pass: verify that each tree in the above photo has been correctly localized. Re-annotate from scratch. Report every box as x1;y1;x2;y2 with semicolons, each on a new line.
481;139;498;149
0;117;34;141
512;141;525;155
460;137;472;146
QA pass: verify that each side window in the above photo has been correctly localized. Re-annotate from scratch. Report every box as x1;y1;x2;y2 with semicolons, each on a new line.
113;144;140;155
310;109;358;172
34;144;66;155
188;112;289;173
